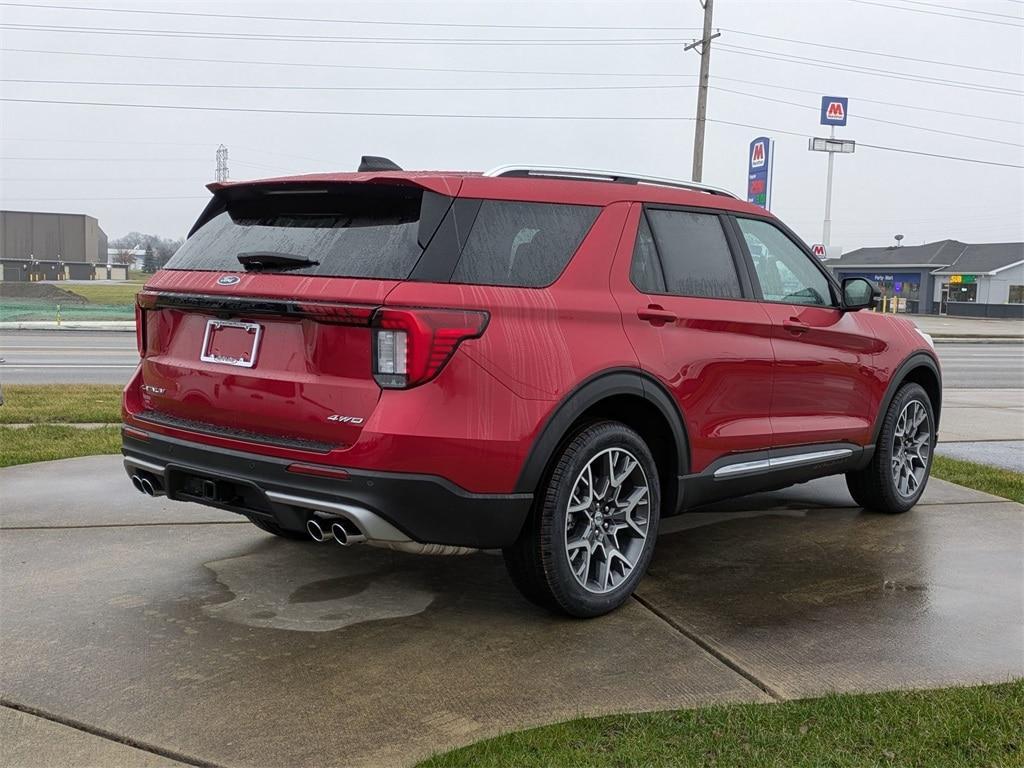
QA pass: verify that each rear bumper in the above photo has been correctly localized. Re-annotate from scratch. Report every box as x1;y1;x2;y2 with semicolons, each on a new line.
121;427;533;548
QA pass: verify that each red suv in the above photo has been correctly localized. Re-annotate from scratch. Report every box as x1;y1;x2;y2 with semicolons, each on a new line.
123;159;941;617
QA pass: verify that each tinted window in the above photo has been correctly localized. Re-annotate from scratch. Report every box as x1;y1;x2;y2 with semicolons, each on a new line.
630;214;666;293
645;209;742;298
450;201;598;287
737;218;834;306
165;185;426;279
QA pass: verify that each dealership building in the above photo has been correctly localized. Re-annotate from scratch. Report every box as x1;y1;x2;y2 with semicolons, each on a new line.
0;209;119;282
827;239;1024;318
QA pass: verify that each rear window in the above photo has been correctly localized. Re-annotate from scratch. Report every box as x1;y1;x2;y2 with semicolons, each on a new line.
164;185;426;279
449;201;599;287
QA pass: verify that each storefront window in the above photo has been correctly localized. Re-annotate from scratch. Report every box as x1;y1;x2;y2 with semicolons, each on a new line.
1009;285;1024;304
949;283;977;303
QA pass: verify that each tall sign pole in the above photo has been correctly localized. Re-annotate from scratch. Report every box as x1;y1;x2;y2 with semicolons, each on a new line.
810;97;851;248
685;0;720;183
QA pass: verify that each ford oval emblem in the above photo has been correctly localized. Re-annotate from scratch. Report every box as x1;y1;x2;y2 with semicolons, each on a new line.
217;275;241;286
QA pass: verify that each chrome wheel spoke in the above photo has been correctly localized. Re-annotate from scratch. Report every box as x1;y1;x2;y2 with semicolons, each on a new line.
564;446;651;595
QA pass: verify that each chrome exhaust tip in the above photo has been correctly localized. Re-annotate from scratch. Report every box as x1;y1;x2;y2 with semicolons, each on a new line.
130;475;145;494
139;477;156;497
331;521;366;547
306;518;333;543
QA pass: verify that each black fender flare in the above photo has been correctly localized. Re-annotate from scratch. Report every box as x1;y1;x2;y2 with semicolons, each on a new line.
870;351;943;444
514;368;690;497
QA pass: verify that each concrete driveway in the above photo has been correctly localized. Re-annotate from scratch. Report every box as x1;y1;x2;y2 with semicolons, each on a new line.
2;456;1021;768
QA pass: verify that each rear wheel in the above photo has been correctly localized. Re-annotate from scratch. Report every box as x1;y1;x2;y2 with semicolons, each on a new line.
245;514;310;540
846;382;935;514
503;421;661;617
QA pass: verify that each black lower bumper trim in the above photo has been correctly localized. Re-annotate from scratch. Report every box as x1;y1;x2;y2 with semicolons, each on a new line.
122;428;532;549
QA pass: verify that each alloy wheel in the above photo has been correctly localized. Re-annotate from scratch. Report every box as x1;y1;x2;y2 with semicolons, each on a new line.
891;399;931;498
564;447;651;594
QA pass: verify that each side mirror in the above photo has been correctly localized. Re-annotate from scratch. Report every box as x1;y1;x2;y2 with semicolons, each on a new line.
842;277;878;311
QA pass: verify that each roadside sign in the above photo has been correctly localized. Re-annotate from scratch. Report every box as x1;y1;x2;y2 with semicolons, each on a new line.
820;96;849;127
746;136;774;210
811;243;827;259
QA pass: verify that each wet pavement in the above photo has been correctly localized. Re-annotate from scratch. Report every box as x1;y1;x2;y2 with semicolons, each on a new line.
1;456;1022;767
936;440;1024;472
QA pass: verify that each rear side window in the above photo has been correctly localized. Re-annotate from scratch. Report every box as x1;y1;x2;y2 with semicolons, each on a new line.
164;185;428;279
630;214;666;293
449;201;599;288
645;209;742;299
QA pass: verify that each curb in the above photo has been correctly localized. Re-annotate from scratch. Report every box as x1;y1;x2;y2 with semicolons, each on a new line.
0;322;135;332
932;336;1024;344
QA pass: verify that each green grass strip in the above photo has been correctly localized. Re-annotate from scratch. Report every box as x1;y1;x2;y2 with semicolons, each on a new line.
933;455;1023;504
0;425;121;468
418;681;1023;768
0;385;123;424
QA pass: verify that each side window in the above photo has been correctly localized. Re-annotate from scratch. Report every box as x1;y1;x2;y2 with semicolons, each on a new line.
630;213;666;293
737;218;834;306
645;209;742;299
449;201;599;287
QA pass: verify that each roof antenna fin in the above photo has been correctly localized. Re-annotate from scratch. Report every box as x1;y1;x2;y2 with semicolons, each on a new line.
358;156;403;172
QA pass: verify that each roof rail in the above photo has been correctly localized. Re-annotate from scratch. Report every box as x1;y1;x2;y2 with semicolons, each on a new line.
483;164;738;199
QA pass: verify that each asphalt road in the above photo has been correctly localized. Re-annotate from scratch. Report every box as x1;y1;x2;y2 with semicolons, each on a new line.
1;329;1021;388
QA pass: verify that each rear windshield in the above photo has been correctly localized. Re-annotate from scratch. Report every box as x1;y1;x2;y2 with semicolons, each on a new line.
164;185;425;279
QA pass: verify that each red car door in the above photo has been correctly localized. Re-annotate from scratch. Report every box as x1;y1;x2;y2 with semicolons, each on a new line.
732;216;880;448
611;204;776;475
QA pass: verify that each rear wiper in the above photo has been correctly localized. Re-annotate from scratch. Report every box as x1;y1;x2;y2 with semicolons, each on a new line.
237;251;319;271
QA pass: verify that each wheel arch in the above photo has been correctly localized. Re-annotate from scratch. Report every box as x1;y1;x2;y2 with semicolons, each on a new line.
514;368;689;516
871;351;942;444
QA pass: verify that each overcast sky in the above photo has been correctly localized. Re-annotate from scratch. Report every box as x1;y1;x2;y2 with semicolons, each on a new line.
1;0;1021;251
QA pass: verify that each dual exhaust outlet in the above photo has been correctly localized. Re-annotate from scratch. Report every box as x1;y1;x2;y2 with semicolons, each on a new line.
306;517;367;547
130;473;164;498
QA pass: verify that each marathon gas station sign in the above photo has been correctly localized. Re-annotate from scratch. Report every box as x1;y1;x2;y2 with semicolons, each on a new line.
746;136;774;210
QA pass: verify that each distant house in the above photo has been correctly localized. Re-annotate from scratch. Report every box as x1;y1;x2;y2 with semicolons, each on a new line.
0;209;110;282
828;239;1024;318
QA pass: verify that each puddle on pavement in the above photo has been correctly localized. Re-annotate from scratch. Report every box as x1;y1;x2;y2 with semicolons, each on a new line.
202;544;435;632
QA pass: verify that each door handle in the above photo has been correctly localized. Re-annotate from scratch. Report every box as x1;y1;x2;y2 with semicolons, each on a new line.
638;305;677;326
783;318;809;335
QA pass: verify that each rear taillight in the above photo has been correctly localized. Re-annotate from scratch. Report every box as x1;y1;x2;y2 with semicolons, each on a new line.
371;307;488;389
135;291;157;357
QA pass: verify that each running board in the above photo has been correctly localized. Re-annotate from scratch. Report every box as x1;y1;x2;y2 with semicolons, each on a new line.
713;448;854;480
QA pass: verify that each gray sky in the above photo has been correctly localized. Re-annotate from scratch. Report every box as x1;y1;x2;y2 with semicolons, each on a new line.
1;0;1022;251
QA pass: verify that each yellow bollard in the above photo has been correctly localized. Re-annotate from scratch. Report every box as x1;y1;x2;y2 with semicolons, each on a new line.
56;304;61;327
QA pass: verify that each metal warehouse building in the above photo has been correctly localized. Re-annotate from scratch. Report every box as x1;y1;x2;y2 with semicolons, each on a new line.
828;239;1024;319
0;210;109;282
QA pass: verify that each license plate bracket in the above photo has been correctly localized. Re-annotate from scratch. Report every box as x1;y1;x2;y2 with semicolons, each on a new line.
200;319;262;368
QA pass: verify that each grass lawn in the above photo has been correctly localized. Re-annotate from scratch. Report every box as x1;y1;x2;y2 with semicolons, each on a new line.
0;384;122;424
62;282;143;305
0;425;121;468
933;455;1023;504
418;681;1023;768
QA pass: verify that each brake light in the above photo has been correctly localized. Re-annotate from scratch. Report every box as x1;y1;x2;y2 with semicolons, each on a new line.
135;292;157;357
372;308;488;389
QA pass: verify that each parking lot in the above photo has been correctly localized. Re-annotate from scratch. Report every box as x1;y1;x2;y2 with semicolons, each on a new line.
2;455;1021;768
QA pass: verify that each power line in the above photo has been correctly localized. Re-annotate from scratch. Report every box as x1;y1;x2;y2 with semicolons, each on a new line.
713;87;1024;147
847;0;1024;27
0;2;699;31
712;75;1024;126
0;22;693;45
718;44;1024;95
0;47;688;79
0;97;696;121
888;0;1024;21
722;28;1023;77
0;77;696;93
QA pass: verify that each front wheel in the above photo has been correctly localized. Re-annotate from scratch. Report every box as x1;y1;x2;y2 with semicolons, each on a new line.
846;382;935;514
503;421;661;617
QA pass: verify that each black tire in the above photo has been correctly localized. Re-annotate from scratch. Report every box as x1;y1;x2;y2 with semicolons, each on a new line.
503;421;661;618
245;514;310;540
846;382;935;514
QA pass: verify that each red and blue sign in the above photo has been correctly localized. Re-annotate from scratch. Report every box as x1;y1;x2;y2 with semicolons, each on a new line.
747;136;774;210
820;96;849;126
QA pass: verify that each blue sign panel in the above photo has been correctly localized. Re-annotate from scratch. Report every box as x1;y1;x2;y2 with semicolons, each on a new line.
746;136;774;210
820;96;849;126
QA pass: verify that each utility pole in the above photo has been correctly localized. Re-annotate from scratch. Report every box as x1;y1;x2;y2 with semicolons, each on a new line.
685;0;719;183
215;144;229;182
